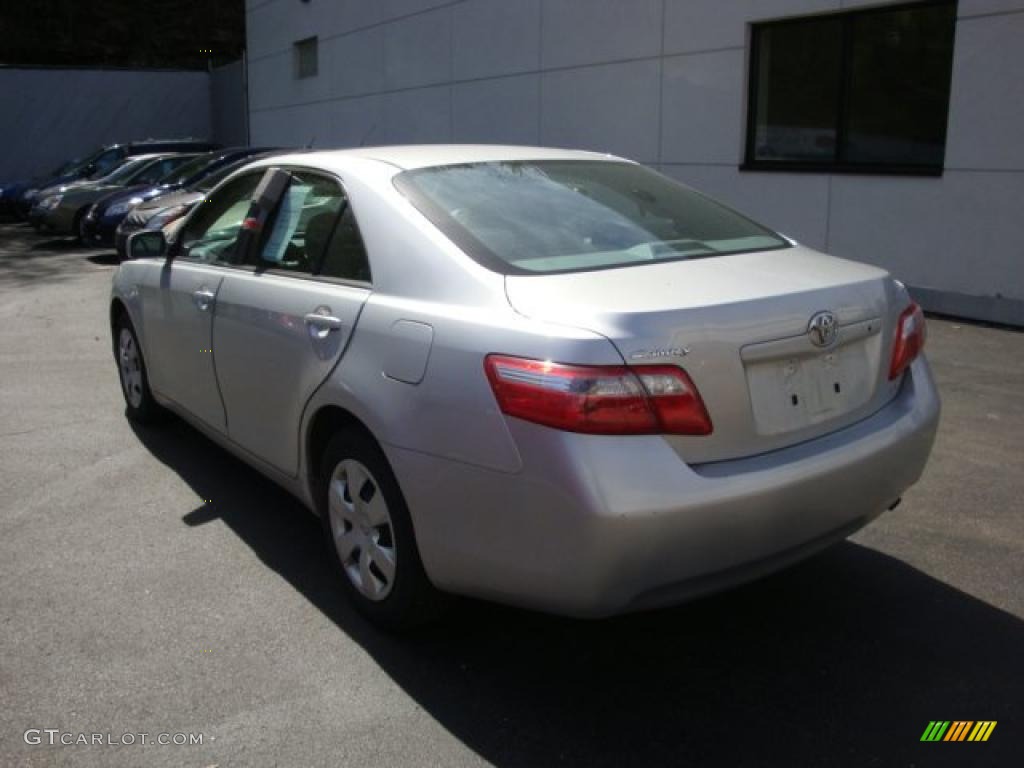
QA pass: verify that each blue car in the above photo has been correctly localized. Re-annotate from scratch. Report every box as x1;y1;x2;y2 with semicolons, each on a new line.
0;160;79;217
82;147;274;247
5;138;221;219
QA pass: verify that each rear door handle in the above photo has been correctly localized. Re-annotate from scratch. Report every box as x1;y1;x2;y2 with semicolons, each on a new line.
304;313;343;329
304;309;343;339
192;288;216;311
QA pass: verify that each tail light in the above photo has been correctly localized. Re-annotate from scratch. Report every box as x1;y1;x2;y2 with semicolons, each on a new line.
484;355;712;435
888;302;926;380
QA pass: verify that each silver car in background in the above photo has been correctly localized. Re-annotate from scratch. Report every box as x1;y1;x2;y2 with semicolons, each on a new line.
110;146;939;628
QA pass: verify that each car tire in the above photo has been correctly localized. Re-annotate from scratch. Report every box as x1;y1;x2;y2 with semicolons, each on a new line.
113;313;163;423
73;209;87;243
320;429;442;630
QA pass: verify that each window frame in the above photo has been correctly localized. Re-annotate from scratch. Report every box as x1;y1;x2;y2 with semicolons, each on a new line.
248;169;356;280
293;36;319;80
741;0;957;177
173;164;373;288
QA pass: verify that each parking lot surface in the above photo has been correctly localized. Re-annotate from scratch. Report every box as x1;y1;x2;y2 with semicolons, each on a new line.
1;220;1021;767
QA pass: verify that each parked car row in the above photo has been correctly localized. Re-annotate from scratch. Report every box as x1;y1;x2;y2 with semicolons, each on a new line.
2;139;293;256
0;138;220;219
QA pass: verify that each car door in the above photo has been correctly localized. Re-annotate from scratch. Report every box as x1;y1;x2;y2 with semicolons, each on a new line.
212;169;373;477
139;171;264;432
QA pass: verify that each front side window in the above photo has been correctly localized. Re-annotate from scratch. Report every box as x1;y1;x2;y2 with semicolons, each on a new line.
178;172;262;264
395;161;788;275
746;0;957;173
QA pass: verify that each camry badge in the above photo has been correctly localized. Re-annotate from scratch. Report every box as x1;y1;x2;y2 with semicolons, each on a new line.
807;311;838;347
630;347;690;360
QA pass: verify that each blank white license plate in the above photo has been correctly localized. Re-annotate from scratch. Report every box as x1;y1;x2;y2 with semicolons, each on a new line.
745;342;876;436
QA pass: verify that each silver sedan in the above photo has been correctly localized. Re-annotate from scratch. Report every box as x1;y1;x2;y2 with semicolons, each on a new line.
110;146;939;628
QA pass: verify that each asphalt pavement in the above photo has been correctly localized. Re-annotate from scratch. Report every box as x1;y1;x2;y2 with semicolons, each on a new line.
1;220;1021;767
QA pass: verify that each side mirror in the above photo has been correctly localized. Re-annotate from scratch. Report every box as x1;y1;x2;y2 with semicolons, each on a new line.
126;230;166;260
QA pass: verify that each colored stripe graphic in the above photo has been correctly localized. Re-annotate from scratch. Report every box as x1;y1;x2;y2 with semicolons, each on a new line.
921;721;996;742
921;721;950;741
944;721;962;741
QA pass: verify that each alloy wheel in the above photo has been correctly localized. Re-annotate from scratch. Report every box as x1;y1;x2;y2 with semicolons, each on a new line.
328;459;397;601
118;328;144;408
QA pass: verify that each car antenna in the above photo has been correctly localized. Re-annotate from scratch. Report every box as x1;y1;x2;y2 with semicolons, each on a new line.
359;123;377;147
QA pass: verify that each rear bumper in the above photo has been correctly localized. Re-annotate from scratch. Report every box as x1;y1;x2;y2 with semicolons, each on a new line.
388;356;940;617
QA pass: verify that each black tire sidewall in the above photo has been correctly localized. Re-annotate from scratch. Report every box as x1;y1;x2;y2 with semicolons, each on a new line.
74;209;87;242
319;430;439;629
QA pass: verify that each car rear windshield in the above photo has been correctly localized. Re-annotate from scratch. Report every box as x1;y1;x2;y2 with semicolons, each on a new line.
394;160;789;274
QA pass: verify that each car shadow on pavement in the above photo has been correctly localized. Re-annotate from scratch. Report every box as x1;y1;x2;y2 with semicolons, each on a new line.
86;251;121;266
0;222;113;286
132;418;1022;768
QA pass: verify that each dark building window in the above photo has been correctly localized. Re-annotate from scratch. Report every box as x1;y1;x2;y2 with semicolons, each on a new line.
744;1;957;175
294;36;318;79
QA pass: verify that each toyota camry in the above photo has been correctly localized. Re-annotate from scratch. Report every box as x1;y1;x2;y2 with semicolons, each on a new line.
110;146;939;628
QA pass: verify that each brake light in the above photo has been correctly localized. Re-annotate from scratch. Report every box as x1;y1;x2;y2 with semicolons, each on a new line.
888;302;926;380
484;355;712;435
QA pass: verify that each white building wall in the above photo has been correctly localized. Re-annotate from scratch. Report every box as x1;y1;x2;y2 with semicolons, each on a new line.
246;0;1024;325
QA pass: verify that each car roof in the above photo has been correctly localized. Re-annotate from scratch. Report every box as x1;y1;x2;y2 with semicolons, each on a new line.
247;144;627;172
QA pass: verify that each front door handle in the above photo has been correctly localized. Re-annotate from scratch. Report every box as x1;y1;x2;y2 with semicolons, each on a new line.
192;287;216;312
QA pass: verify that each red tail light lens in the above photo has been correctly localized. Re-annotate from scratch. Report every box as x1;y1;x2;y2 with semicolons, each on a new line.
484;355;712;435
889;302;926;380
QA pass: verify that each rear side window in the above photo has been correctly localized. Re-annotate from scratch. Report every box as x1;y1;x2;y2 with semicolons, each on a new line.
251;171;371;282
394;160;788;275
253;172;345;275
319;207;371;282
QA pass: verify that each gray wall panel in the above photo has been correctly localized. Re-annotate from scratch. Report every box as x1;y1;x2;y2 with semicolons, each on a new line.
211;60;249;147
540;0;662;69
453;75;540;145
0;68;211;181
541;59;660;161
454;0;541;80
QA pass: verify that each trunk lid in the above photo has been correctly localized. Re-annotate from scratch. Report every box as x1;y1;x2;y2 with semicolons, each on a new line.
505;245;904;463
